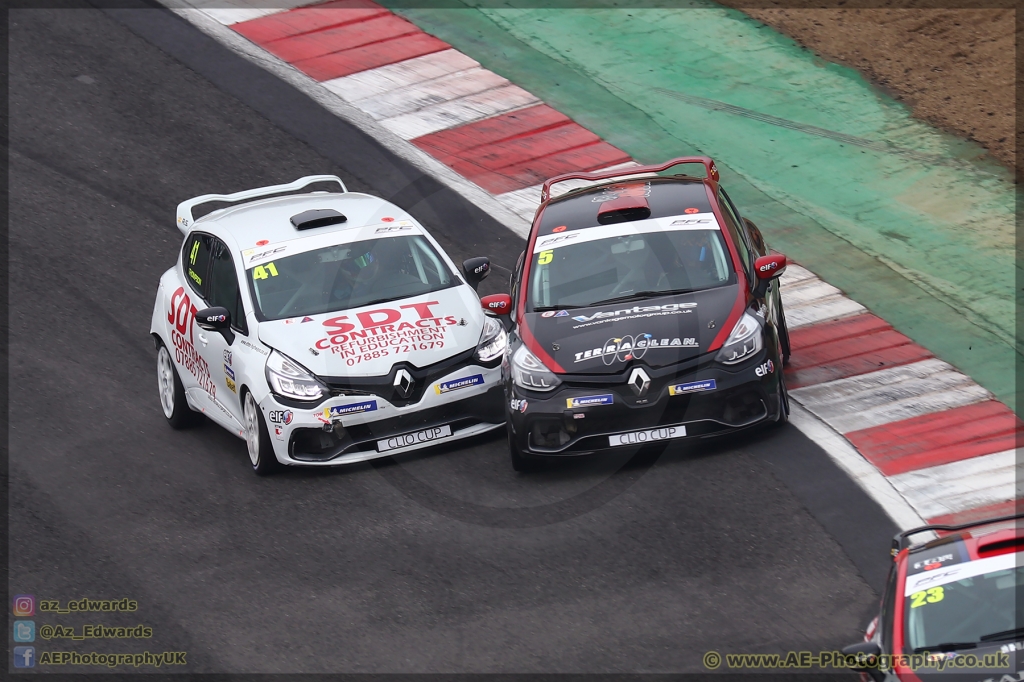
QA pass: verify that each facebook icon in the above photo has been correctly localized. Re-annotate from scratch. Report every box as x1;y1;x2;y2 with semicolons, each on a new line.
14;646;35;668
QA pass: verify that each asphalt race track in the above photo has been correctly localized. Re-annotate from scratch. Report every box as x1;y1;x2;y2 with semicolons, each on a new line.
9;4;898;673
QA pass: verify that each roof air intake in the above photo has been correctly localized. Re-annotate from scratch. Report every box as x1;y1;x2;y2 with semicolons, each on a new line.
290;209;347;230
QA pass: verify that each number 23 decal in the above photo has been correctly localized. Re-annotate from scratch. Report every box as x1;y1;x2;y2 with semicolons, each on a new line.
909;586;944;608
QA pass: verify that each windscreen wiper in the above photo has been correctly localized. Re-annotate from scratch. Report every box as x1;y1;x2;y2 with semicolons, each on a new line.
912;641;978;653
587;289;695;307
980;627;1024;642
533;304;582;312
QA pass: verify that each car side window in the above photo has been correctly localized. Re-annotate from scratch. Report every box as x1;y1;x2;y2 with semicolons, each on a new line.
208;238;247;335
182;233;213;300
510;250;525;313
717;190;752;276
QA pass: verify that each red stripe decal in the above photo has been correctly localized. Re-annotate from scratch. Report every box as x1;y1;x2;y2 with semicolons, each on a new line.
233;0;389;44
517;315;565;374
846;400;1024;476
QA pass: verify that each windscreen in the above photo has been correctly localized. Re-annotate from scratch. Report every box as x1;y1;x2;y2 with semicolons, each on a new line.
528;218;734;311
248;235;456;320
903;552;1024;653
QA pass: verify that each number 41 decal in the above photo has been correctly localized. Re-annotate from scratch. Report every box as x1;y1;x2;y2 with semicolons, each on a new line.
252;262;279;280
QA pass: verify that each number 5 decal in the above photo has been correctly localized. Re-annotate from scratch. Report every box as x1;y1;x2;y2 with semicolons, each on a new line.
538;250;553;265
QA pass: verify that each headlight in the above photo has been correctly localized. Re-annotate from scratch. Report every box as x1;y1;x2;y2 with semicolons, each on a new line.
511;344;561;391
474;316;507;363
265;350;325;401
715;312;763;365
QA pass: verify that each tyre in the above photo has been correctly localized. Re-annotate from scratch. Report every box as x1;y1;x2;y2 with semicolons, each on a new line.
507;421;540;472
774;344;791;426
157;342;203;429
243;390;279;475
777;297;792;367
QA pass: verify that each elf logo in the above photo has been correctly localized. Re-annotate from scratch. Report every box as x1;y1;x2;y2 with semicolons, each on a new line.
755;359;775;377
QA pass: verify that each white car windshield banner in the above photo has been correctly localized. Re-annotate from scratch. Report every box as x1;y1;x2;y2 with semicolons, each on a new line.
243;221;421;268
532;213;721;254
903;551;1022;596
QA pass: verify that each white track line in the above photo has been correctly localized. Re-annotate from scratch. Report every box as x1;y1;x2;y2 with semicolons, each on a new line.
790;358;991;433
381;85;539;140
888;449;1022;520
778;263;816;287
166;4;531;236
322;50;480;101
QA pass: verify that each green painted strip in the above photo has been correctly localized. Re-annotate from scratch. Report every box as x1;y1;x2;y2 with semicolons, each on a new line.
384;0;1018;412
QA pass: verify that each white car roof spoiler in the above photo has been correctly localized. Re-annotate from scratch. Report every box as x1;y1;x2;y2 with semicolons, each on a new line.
174;175;348;235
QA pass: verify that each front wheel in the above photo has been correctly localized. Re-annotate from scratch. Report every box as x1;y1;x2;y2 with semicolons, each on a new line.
244;391;279;475
157;343;203;429
777;297;792;367
774;357;790;426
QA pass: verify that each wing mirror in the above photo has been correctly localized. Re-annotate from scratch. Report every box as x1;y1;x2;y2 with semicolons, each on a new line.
841;641;885;682
480;294;511;316
753;253;787;298
754;253;787;280
462;257;490;290
196;307;231;331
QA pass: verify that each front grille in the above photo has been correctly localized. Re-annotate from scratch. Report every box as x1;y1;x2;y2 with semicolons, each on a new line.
321;347;479;407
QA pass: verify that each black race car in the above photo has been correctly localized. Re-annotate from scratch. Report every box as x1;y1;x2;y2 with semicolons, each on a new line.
488;157;792;471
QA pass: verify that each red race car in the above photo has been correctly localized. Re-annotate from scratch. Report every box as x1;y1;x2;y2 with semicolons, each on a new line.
844;512;1024;681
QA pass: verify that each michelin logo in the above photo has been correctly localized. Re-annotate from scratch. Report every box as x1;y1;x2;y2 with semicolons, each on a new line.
435;374;484;394
566;394;614;408
668;379;716;395
319;401;378;421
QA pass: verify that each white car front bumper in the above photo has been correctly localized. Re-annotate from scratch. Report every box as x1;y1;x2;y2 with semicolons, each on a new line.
259;364;504;466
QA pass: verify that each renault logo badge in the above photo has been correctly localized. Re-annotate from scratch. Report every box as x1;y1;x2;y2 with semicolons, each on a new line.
628;367;650;397
394;369;414;398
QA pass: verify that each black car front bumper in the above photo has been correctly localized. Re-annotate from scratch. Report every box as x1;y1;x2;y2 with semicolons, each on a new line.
504;350;783;456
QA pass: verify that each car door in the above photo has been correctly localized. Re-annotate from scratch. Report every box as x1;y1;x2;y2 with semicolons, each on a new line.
174;231;218;412
196;236;247;430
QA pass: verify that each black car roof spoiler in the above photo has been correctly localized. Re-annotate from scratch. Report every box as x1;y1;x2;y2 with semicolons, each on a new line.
892;510;1024;558
540;156;719;203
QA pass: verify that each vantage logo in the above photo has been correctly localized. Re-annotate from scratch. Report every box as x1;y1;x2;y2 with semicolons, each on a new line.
571;302;697;324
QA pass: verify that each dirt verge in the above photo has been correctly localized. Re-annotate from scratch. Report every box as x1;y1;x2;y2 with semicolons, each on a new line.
719;4;1016;169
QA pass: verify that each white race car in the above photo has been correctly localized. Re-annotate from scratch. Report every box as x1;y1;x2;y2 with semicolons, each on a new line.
151;176;508;474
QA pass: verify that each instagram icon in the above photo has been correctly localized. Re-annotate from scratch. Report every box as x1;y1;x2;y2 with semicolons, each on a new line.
12;595;35;617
